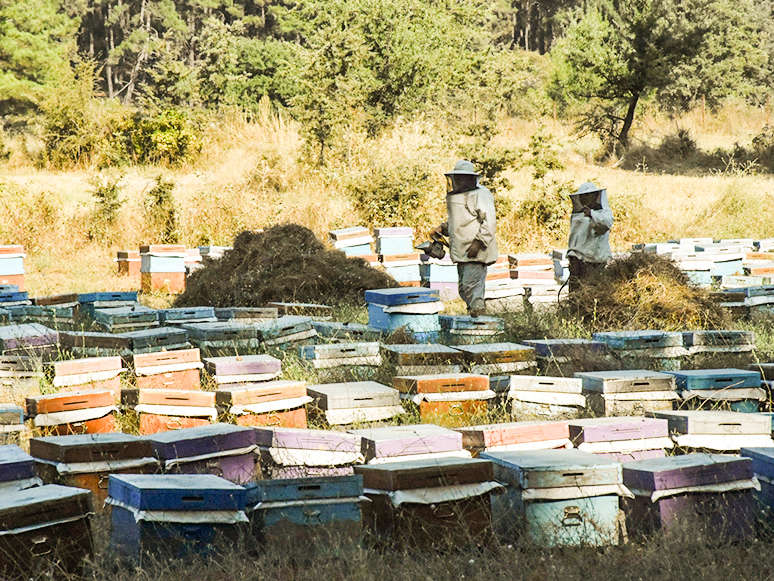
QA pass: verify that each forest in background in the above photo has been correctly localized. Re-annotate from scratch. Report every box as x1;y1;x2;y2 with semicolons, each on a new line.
4;0;774;167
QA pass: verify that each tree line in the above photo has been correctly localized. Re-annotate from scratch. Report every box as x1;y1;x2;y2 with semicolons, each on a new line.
2;0;773;164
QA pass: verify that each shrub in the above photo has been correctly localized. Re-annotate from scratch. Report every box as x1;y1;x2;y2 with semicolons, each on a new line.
87;175;124;242
347;160;441;230
144;175;180;243
126;109;202;165
658;127;697;159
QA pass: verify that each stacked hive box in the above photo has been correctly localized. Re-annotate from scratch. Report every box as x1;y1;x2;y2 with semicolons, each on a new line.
651;410;774;452
438;315;504;343
666;368;764;413
350;424;471;464
145;424;259;485
311;321;381;343
508;375;585;420
0;245;25;291
119;327;191;354
0;485;94;578
375;228;419;286
255;316;318;348
575;370;679;416
107;474;248;562
159;306;217;326
122;389;217;435
592;330;687;371
623;454;757;539
27;389;118;436
355;457;502;550
306;381;405;425
133;348;203;391
455;421;572;456
94;306;159;333
268;302;333;320
381;344;464;375
366;288;443;340
0;323;58;358
567;417;674;462
393;373;493;428
116;250;141;277
59;331;131;359
299;342;381;369
330;227;374;258
216;380;311;428
140;244;187;293
204;354;281;385
254;427;364;478
215;307;278;323
0;445;42;491
181;321;260;356
78;291;138;320
199;245;231;260
30;433;158;511
509;253;554;284
245;475;366;551
483;449;632;547
47;356;126;401
420;253;458;300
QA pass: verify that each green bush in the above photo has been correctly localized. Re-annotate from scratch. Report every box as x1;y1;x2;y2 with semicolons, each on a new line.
87;175;124;242
144;175;180;243
126;109;202;165
347;160;442;230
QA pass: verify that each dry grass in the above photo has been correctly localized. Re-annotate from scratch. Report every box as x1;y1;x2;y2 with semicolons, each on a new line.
1;105;774;297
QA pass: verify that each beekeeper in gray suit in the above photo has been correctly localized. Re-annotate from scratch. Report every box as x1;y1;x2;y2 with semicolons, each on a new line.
434;160;497;317
567;181;613;291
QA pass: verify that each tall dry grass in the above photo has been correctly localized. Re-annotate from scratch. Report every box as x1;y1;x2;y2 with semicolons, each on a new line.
2;105;774;297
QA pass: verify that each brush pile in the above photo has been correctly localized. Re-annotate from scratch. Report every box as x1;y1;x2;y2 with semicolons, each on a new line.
175;225;400;307
561;253;730;331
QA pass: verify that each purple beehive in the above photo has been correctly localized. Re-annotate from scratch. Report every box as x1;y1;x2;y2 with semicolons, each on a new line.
348;424;464;463
254;427;363;478
622;453;756;538
568;417;672;462
144;424;258;485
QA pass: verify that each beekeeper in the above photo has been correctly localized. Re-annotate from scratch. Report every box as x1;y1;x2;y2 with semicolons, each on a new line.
567;181;613;291
434;160;497;317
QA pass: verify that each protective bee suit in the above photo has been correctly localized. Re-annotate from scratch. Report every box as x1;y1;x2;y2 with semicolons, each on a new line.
566;182;613;290
436;160;498;316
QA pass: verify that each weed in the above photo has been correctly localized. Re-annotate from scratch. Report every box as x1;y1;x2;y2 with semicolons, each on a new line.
87;175;125;243
144;175;180;244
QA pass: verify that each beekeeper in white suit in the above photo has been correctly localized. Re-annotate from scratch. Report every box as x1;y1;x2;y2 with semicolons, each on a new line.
567;181;613;291
434;160;498;317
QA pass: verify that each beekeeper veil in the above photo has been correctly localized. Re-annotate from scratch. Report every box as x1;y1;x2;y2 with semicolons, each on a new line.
445;160;480;195
570;182;605;214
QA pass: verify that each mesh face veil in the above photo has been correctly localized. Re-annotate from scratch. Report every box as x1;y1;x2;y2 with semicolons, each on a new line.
446;174;478;194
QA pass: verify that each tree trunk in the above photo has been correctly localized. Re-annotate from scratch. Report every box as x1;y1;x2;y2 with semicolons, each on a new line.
105;4;114;98
618;93;639;149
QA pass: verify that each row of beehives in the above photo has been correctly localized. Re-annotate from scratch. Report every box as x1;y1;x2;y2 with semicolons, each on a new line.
2;420;774;577
2;331;774;437
631;237;774;288
0;244;232;296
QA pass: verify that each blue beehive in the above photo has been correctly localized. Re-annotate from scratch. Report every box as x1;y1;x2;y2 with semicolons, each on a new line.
107;474;248;561
0;257;24;277
376;237;414;254
741;447;774;510
365;288;439;306
482;449;627;547
342;244;373;257
245;475;364;548
141;255;186;274
667;369;763;413
0;444;38;488
420;262;458;283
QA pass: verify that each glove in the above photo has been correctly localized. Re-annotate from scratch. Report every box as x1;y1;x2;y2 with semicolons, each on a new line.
467;239;485;259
